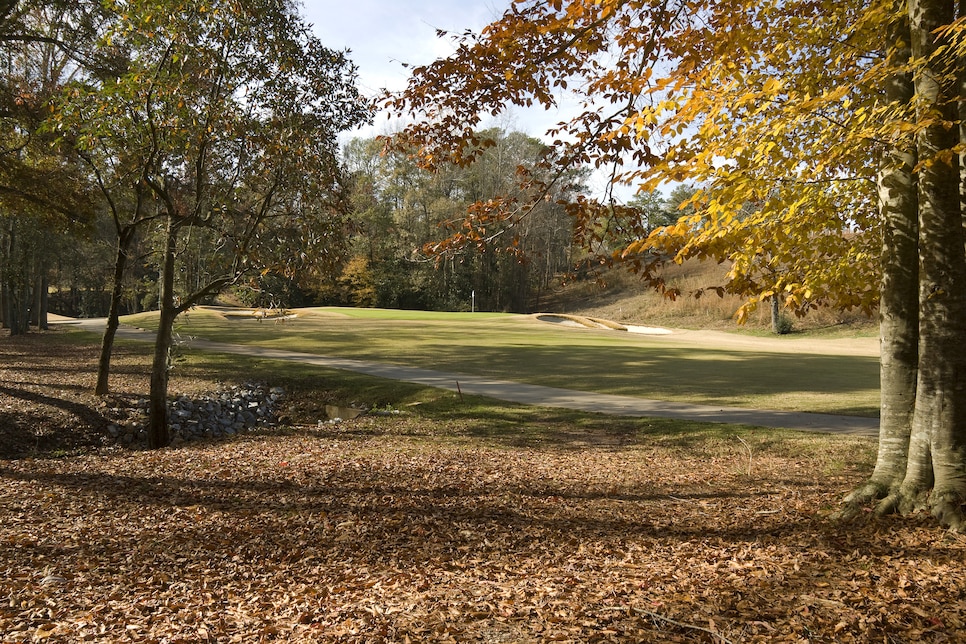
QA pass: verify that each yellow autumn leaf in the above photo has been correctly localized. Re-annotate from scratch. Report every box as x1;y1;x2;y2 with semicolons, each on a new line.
762;77;782;93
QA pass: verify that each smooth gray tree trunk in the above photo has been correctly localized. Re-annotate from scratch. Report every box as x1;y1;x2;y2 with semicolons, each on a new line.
896;0;966;529
844;8;919;514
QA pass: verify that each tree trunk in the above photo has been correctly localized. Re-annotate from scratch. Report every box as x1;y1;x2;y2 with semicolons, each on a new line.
5;219;25;336
13;284;27;335
0;281;8;331
844;7;919;514
96;228;134;395
870;141;920;509
33;271;47;330
896;0;966;529
147;219;180;449
0;234;7;330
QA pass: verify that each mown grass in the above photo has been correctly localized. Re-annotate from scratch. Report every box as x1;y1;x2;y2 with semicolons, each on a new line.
324;306;512;321
172;345;875;476
122;306;880;416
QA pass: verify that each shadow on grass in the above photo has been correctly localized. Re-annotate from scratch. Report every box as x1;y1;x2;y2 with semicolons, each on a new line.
424;343;880;415
407;397;793;451
159;315;880;415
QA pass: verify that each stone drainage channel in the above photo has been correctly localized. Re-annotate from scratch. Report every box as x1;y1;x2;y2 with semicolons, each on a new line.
105;383;285;447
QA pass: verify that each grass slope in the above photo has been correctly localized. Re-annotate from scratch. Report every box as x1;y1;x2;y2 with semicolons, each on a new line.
542;260;878;333
124;305;880;416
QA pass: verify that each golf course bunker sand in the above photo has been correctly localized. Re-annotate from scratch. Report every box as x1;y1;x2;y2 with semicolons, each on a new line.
217;308;299;322
624;324;674;335
536;313;672;335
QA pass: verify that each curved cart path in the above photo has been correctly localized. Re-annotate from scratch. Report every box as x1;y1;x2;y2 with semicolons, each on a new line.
57;317;879;437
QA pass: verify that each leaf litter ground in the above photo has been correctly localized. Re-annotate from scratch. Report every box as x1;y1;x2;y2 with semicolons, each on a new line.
2;331;966;642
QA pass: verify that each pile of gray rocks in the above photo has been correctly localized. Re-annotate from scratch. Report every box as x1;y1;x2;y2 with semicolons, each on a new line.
105;383;284;447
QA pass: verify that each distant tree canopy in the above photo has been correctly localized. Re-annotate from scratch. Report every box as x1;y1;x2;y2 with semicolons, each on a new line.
0;0;375;331
0;1;105;334
336;128;584;313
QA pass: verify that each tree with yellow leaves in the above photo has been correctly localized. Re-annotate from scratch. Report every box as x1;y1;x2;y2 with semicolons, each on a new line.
391;0;966;528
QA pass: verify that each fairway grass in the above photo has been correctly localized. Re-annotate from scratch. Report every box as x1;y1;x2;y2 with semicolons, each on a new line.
121;306;880;417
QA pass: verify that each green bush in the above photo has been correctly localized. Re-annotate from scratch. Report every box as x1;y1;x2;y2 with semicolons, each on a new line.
775;315;794;335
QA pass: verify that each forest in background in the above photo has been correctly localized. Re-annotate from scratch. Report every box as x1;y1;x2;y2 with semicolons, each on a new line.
31;128;700;321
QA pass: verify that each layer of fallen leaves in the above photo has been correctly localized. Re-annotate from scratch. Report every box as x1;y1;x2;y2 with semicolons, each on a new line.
0;332;224;459
3;331;966;643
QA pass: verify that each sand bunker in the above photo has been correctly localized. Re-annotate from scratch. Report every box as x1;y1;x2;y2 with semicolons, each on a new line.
625;324;673;335
536;314;671;335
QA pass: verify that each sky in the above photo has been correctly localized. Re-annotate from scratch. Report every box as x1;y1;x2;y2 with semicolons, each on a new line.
302;0;509;138
303;1;502;95
300;0;636;199
301;0;590;145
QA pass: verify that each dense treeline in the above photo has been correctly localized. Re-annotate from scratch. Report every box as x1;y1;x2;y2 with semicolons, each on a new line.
2;124;597;323
0;1;604;335
323;130;585;314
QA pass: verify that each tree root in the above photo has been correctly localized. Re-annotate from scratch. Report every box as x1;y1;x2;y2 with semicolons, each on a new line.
930;491;966;532
832;480;891;521
874;493;901;517
894;484;931;516
837;476;966;531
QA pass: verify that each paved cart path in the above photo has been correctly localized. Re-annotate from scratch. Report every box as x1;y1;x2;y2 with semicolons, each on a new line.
56;318;880;437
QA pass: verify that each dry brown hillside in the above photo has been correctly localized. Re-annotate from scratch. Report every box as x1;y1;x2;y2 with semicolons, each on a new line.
541;259;876;333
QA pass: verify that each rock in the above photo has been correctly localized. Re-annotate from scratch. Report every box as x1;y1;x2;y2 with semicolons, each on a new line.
107;382;284;447
325;405;364;420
